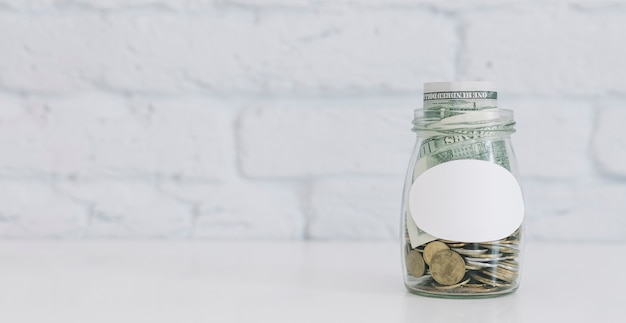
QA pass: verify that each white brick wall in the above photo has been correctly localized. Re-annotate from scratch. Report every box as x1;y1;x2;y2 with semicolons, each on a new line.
0;0;624;241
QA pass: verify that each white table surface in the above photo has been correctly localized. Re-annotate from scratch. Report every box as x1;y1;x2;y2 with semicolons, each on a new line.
1;241;623;323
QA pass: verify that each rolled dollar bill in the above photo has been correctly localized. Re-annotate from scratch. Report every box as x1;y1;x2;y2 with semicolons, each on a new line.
423;81;498;112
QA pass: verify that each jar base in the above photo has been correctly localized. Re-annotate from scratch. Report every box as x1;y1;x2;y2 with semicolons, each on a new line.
404;279;519;299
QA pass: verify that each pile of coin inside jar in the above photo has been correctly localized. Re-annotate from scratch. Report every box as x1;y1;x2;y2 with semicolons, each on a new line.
405;229;521;293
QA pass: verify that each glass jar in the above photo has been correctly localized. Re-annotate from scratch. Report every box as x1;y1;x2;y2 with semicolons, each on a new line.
401;81;525;298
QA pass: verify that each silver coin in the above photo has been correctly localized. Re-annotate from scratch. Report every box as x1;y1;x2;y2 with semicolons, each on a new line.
481;244;520;250
499;260;519;268
481;240;519;246
451;248;489;256
471;253;503;258
482;244;520;253
465;255;506;262
466;260;499;268
498;263;518;271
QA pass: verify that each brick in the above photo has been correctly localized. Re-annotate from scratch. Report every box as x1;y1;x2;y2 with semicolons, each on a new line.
0;14;201;94
0;0;497;11
592;105;626;176
0;10;454;94
461;5;626;95
307;176;402;239
238;100;416;177
161;180;304;239
0;95;86;176
0;0;213;10
90;97;227;179
213;1;567;10
506;98;594;178
231;10;455;94
57;180;191;237
0;94;226;178
0;181;86;238
522;180;626;241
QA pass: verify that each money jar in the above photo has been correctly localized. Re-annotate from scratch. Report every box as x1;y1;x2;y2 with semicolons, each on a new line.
401;81;525;298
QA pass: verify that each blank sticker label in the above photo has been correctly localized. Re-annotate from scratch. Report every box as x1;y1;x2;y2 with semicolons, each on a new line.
409;159;524;242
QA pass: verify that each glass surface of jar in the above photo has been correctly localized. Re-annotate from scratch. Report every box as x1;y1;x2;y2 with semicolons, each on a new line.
401;81;525;298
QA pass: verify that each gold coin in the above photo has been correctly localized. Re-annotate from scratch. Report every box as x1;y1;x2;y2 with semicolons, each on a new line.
423;241;450;265
475;270;504;281
433;277;471;290
499;260;519;269
495;267;518;282
439;239;467;248
406;249;426;277
465;263;483;271
460;285;500;293
470;272;506;287
499;248;520;255
481;269;513;282
429;249;466;286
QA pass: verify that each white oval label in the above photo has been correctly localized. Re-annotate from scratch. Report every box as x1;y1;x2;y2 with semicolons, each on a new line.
409;160;524;242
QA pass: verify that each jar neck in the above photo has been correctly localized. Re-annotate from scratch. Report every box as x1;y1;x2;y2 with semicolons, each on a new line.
412;108;516;136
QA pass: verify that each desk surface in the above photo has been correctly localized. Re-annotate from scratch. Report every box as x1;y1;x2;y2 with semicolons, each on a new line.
1;241;623;323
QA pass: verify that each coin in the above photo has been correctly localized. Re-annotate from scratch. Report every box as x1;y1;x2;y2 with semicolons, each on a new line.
460;284;500;293
469;252;503;259
439;239;466;247
434;277;471;290
498;265;517;272
429;249;466;286
481;244;520;253
499;260;519;268
465;255;509;262
481;267;517;283
406;249;426;277
466;260;498;268
480;239;519;246
495;267;518;281
423;241;450;265
470;272;508;287
465;263;483;270
452;248;489;256
491;248;519;256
